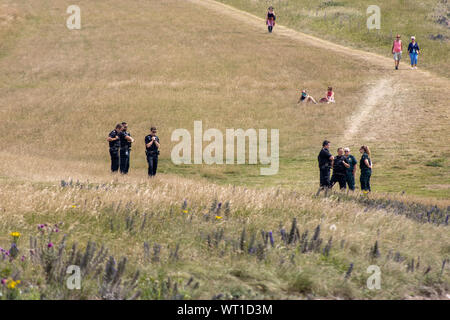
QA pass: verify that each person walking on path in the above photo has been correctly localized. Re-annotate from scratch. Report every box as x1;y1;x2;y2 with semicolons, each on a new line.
266;6;276;33
408;36;420;69
392;34;403;70
359;145;372;194
343;147;357;191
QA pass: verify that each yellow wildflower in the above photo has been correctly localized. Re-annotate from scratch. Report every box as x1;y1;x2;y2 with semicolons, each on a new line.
72;205;77;208
215;216;223;220
7;280;20;289
183;210;188;214
10;232;21;238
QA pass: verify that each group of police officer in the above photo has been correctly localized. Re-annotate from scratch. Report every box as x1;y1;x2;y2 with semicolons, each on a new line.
317;140;372;194
107;123;160;177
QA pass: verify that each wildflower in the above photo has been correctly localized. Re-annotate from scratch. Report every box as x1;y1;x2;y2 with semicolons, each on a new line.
72;205;77;208
1;279;6;285
215;216;222;220
54;228;59;233
7;279;20;289
10;232;21;239
21;255;25;262
9;243;19;259
268;231;274;247
47;242;54;248
345;263;354;279
183;210;189;214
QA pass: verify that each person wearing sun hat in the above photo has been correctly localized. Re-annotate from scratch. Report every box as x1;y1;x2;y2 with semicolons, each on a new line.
407;36;420;69
391;34;402;70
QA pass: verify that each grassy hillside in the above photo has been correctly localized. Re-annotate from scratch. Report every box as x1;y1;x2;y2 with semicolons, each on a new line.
0;0;449;299
1;0;449;198
1;177;449;299
217;0;450;77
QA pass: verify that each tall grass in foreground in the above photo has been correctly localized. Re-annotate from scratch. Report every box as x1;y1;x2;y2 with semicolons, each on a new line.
1;177;448;299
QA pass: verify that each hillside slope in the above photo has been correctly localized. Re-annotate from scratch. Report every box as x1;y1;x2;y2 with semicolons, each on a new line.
0;0;449;300
0;0;449;198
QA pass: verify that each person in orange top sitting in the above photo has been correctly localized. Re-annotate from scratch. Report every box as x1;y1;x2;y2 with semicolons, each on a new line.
319;87;335;103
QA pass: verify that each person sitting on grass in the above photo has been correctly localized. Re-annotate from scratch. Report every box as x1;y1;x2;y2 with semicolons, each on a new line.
319;87;335;103
297;89;317;104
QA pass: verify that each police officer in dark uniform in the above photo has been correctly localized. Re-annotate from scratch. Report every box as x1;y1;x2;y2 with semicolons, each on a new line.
119;122;134;174
330;147;350;190
344;147;357;191
107;123;122;173
317;140;334;194
359;145;373;193
145;126;160;177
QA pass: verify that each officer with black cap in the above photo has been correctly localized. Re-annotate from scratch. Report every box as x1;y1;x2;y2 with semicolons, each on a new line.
145;126;160;177
119;122;134;174
317;140;334;195
107;123;123;173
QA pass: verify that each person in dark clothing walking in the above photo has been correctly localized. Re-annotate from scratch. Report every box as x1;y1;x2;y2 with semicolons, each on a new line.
330;148;349;190
359;145;373;193
107;123;123;173
266;6;276;33
343;147;357;191
317;140;334;195
145;126;160;177
118;122;134;174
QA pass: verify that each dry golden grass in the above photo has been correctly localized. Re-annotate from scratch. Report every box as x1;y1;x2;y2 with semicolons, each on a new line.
0;0;448;198
0;177;448;299
0;0;449;299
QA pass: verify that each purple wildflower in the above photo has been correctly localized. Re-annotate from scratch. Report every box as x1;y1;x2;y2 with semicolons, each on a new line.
268;231;274;247
1;278;6;285
47;242;54;248
21;255;25;262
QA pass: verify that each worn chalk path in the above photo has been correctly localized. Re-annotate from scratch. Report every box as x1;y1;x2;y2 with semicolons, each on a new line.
186;0;448;142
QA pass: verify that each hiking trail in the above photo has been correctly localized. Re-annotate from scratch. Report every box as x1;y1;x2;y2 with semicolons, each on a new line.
187;0;449;142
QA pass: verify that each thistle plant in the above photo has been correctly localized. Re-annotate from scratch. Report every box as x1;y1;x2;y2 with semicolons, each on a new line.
9;232;20;259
